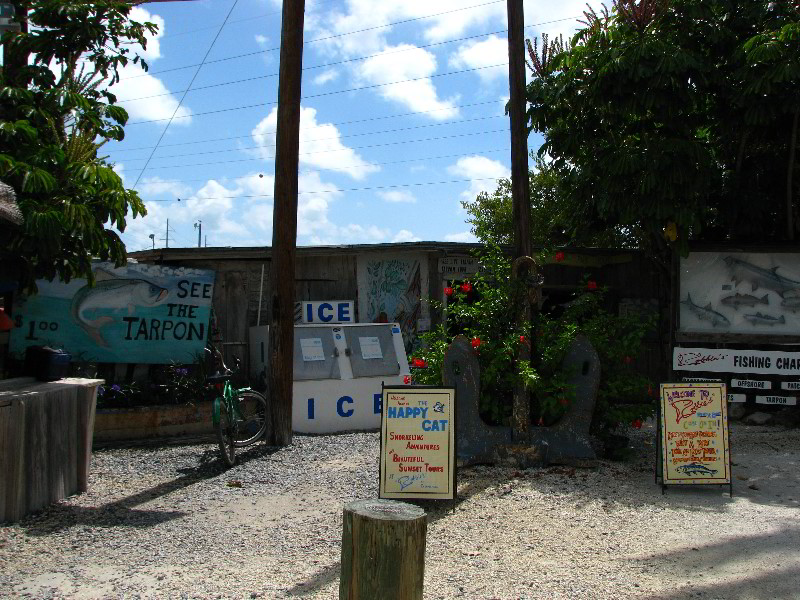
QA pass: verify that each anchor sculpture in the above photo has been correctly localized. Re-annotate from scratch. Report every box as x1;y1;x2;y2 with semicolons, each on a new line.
443;254;600;467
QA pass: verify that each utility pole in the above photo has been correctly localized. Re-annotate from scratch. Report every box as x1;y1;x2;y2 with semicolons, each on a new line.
159;218;170;248
194;220;201;248
507;0;534;443
268;0;305;446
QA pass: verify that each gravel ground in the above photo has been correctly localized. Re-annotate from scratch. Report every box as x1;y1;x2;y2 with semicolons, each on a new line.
1;421;799;600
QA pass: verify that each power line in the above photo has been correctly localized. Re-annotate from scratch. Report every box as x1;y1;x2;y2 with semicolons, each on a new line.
128;147;511;188
119;115;506;163
109;100;503;153
132;0;240;190
125;14;579;80
126;128;510;173
144;176;507;203
126;63;505;126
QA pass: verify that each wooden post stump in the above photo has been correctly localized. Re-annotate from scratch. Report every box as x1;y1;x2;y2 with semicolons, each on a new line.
339;499;427;600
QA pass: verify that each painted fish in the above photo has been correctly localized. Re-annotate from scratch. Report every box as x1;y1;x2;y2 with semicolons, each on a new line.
719;293;769;310
680;294;730;327
780;296;800;312
70;268;169;347
743;312;786;326
723;256;800;296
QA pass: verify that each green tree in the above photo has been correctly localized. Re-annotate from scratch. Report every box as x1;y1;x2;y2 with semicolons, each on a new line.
462;156;638;248
526;0;800;253
0;1;156;292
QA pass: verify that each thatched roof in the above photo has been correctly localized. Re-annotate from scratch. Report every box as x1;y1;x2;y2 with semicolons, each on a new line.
0;181;23;225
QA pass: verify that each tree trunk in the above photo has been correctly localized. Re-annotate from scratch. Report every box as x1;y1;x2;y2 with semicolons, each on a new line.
339;499;427;600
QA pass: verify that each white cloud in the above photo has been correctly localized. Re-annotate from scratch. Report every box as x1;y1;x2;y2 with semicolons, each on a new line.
358;45;459;119
313;69;340;86
137;176;192;199
251;106;378;179
445;231;477;243
128;7;165;62
379;190;417;203
450;35;508;83
111;64;192;125
448;155;510;201
392;230;421;243
523;0;589;41
255;34;269;47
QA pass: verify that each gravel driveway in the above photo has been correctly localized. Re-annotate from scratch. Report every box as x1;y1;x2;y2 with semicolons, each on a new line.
1;422;799;599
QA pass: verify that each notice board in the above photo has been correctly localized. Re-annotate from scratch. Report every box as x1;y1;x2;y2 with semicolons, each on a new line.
379;386;456;500
660;382;731;486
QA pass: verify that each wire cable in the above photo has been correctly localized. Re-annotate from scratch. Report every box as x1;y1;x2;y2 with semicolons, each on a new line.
131;0;240;190
110;100;503;153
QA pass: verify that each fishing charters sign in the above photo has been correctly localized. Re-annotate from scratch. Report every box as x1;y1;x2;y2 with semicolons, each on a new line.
10;262;215;364
660;382;731;490
679;251;800;336
380;385;456;500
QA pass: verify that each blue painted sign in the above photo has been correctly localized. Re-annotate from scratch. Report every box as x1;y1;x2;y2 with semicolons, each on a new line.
10;262;215;364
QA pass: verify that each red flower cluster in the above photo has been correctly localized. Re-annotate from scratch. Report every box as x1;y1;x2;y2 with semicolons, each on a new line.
403;375;411;384
471;337;482;349
519;335;526;343
411;357;427;368
558;398;569;406
555;251;565;262
461;282;473;293
624;355;633;365
632;419;643;429
587;280;598;291
444;286;453;297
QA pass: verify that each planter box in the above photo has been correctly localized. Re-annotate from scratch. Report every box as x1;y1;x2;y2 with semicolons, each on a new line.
94;401;214;444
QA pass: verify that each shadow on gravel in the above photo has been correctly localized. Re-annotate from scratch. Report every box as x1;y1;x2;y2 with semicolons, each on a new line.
20;442;282;536
283;562;341;597
638;525;800;600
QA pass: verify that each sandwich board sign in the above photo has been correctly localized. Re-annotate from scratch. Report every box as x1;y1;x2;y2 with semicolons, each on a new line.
659;382;731;494
379;385;456;501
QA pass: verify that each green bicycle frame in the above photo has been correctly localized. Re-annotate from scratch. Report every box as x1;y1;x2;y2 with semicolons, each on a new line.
211;380;254;426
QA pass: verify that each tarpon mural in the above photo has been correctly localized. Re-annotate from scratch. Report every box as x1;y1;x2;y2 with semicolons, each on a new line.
11;262;215;364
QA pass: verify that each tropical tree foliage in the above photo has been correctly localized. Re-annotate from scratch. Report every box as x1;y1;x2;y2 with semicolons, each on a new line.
526;0;800;254
462;156;639;248
0;1;155;292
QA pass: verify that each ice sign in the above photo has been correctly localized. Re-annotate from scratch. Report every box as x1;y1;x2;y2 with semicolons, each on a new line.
359;336;383;360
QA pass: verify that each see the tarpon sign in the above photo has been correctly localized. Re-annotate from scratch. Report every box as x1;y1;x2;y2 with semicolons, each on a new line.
10;262;215;364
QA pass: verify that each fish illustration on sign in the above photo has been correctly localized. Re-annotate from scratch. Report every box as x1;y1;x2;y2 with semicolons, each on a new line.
70;268;169;347
681;294;730;327
723;256;800;296
676;462;718;476
742;312;786;326
719;293;769;310
780;295;800;313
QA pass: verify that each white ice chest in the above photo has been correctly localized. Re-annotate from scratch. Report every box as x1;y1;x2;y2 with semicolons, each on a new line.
249;323;410;433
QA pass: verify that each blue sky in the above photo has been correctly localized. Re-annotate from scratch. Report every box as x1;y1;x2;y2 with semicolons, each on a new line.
107;0;589;251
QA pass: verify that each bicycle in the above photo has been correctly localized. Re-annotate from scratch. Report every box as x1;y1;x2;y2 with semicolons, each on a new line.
205;345;268;467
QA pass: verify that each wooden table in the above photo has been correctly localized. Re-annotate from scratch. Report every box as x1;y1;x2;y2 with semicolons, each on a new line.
0;377;102;523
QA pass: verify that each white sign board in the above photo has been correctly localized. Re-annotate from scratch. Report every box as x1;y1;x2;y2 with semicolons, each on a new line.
300;337;325;362
728;393;747;403
731;379;772;390
438;256;480;276
782;381;800;391
359;336;383;359
755;395;797;406
673;347;800;375
298;300;354;324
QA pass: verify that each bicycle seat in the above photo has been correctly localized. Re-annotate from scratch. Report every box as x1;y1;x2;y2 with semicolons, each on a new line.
206;371;233;384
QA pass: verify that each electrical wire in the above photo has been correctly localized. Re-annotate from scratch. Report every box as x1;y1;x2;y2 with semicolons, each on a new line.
126;127;509;172
144;175;507;202
126;146;510;188
110;100;503;153
119;115;506;163
126;63;505;126
131;0;240;190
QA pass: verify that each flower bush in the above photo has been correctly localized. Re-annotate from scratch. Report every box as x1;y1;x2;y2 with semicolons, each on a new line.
409;246;656;452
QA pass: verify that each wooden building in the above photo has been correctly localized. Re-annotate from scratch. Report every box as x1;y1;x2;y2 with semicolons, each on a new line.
131;242;668;383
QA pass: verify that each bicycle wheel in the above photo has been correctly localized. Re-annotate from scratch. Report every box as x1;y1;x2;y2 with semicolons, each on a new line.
215;397;236;467
231;391;268;447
